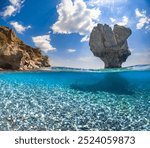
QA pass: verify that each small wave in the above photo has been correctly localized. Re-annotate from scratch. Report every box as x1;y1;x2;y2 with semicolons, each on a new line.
39;64;150;73
126;64;150;70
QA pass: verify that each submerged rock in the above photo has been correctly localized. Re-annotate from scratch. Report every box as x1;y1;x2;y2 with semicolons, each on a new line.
89;24;132;68
0;26;50;70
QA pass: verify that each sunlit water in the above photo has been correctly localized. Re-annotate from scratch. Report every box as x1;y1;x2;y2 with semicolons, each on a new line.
0;67;150;131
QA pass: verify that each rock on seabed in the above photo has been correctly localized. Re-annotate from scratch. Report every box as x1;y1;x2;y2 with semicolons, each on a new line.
0;26;50;70
89;24;132;68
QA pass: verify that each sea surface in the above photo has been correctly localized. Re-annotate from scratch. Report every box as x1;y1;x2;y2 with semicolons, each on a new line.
0;66;150;131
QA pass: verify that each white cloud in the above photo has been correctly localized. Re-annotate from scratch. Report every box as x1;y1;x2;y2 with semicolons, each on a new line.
80;35;89;42
110;18;116;23
32;35;56;53
136;18;148;29
9;0;22;6
145;26;150;31
117;16;128;26
110;16;128;26
1;0;24;17
10;21;31;34
2;5;16;17
135;8;146;18
67;49;76;53
52;0;101;42
123;51;150;66
88;0;127;6
135;8;150;30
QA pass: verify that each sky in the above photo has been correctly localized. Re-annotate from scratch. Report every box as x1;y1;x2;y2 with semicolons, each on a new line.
0;0;150;69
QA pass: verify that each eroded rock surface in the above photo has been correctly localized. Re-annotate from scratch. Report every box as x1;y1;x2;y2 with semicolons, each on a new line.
89;24;132;68
0;26;50;70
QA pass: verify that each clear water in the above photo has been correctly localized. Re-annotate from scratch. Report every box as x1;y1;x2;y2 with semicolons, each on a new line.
0;68;150;131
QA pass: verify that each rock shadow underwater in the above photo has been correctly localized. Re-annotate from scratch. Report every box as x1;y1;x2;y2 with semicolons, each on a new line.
70;73;134;95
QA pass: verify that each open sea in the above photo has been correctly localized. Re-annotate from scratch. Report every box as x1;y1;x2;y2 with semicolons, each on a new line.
0;66;150;131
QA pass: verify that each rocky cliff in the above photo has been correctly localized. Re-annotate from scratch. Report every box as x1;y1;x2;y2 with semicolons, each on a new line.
0;26;50;70
89;24;132;68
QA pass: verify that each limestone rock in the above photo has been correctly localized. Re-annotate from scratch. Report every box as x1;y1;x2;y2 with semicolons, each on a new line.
89;24;132;68
0;26;50;70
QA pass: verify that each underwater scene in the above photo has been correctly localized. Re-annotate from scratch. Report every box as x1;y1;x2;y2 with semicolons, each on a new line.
0;66;150;131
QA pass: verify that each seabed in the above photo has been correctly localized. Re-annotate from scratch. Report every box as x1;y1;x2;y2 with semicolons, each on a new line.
0;68;150;131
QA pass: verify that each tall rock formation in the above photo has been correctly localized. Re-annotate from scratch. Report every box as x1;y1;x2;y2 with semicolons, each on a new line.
89;24;132;68
0;26;50;70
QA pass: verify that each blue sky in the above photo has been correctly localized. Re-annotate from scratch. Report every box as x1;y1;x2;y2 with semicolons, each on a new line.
0;0;150;69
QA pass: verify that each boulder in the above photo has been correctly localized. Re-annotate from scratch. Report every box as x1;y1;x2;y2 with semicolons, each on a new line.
89;24;132;68
0;26;50;70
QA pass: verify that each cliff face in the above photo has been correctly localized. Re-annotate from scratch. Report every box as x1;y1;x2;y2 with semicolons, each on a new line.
89;24;132;68
0;26;50;70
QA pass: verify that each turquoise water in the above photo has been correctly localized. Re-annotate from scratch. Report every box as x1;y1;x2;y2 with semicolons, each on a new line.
0;68;150;131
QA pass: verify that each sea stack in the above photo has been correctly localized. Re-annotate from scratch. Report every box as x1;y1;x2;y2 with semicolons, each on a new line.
89;24;132;68
0;26;50;70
